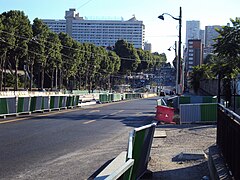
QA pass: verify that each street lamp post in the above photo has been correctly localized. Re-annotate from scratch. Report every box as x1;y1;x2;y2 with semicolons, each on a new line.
158;7;182;94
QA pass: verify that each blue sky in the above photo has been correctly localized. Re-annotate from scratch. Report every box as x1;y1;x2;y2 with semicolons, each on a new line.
0;0;239;62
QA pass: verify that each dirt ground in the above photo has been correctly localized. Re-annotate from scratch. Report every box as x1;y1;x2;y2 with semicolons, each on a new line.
147;123;217;180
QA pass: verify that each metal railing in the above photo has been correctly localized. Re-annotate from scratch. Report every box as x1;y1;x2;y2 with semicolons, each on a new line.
217;104;240;179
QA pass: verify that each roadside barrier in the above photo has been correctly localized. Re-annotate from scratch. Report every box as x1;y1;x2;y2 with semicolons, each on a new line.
59;95;67;109
169;96;217;109
180;103;217;123
99;94;109;103
42;96;50;111
74;95;80;107
7;96;17;114
0;96;17;117
50;96;60;111
30;96;43;112
155;105;175;124
113;93;121;102
129;123;156;179
17;96;31;114
0;92;148;118
66;95;74;108
0;97;8;116
93;123;156;180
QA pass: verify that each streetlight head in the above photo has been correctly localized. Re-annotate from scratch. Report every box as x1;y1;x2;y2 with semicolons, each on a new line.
167;47;171;51
158;15;164;20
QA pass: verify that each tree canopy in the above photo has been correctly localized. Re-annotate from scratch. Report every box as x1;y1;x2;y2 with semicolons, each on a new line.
0;10;169;91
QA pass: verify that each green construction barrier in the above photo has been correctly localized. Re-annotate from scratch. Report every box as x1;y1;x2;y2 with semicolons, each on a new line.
30;96;37;112
179;96;191;104
0;98;8;115
113;93;121;101
50;96;60;110
202;96;217;103
7;97;17;114
108;93;113;102
200;103;217;122
236;96;240;108
30;96;42;112
17;96;30;113
130;123;156;180
66;95;75;108
75;95;80;106
59;95;67;109
99;94;108;103
42;96;50;110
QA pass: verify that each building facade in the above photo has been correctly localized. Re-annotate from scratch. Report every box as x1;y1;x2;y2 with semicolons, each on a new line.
42;8;145;49
204;25;222;54
186;39;203;73
185;20;200;46
144;42;152;52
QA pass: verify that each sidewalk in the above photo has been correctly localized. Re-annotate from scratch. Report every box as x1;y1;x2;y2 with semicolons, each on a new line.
147;124;216;180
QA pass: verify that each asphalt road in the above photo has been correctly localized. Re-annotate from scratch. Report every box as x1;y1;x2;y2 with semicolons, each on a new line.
0;96;158;179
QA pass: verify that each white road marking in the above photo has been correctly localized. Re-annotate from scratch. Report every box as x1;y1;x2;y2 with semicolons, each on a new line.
89;110;100;113
82;120;96;124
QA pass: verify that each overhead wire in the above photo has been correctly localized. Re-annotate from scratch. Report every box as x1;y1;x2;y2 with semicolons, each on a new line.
0;29;163;63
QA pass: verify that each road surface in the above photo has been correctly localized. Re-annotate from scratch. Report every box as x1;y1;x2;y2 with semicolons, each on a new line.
0;97;158;179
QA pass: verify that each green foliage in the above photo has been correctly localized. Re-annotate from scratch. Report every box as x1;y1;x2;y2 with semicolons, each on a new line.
0;10;170;91
0;10;32;90
190;65;211;93
114;40;140;74
191;17;240;105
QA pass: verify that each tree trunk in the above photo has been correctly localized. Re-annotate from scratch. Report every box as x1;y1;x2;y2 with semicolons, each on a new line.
14;56;18;91
51;69;54;90
58;68;61;90
41;66;44;90
108;75;111;92
55;67;58;90
0;52;6;91
29;63;33;91
78;72;81;90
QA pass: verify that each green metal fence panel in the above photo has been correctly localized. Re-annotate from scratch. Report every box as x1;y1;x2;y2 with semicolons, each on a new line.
202;96;217;103
50;96;60;109
30;96;42;112
113;93;121;102
17;96;30;113
236;96;240;108
179;96;191;104
30;96;37;112
99;94;108;103
74;95;80;106
131;129;145;180
35;96;43;111
130;124;156;180
17;97;24;113
108;93;113;102
42;96;50;110
66;95;74;108
7;97;17;114
200;103;217;122
59;96;67;108
50;96;55;109
0;98;8;115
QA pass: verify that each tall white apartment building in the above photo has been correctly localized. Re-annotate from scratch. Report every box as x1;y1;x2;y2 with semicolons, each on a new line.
185;20;200;46
42;8;145;49
42;19;66;34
